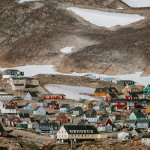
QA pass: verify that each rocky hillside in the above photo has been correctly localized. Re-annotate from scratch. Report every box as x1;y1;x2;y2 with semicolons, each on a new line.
0;0;150;76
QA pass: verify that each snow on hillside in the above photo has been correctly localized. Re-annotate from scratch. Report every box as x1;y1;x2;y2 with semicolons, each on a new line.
60;47;74;53
122;0;150;8
19;0;35;3
45;84;100;101
0;65;150;86
67;7;145;28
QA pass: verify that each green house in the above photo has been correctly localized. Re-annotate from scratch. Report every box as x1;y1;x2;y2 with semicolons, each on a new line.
34;116;51;123
117;80;135;86
16;122;28;129
145;85;150;93
130;112;146;121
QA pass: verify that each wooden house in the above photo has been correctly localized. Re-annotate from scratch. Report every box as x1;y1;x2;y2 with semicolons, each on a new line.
145;106;150;113
48;101;59;110
142;135;150;146
94;88;111;97
117;80;135;86
24;92;38;100
109;115;121;121
16;122;28;129
2;69;24;79
118;132;130;141
5;117;22;127
84;113;97;123
130;112;146;121
93;102;105;110
37;99;47;107
33;106;46;115
104;105;116;113
75;99;86;108
56;113;68;123
123;120;137;128
23;103;33;111
41;94;65;100
124;84;140;94
9;77;26;86
98;123;117;132
0;123;5;137
56;125;99;142
130;108;141;113
0;101;3;110
131;129;142;137
77;119;90;125
12;84;25;91
97;117;112;127
60;104;71;112
83;101;93;109
9;99;18;108
18;113;30;122
1;106;16;114
125;92;139;100
0;114;7;123
50;124;61;135
145;85;150;93
0;94;14;101
137;120;150;128
84;74;96;79
73;107;83;116
34;115;51;123
105;93;118;102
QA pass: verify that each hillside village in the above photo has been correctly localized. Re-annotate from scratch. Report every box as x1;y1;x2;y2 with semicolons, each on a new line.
0;69;150;149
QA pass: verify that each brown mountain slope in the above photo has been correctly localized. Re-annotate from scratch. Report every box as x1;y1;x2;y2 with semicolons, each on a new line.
0;0;150;76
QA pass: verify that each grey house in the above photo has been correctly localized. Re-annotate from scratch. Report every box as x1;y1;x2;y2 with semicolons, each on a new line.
75;99;86;108
77;119;90;125
130;108;141;113
3;69;24;78
131;129;142;137
50;124;61;135
73;107;83;116
18;113;30;122
0;94;14;101
137;120;150;128
124;120;137;128
37;99;47;107
142;136;150;146
24;92;38;100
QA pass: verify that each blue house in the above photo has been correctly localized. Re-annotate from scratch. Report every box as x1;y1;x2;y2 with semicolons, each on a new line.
60;104;71;112
35;122;59;132
93;102;105;110
123;120;137;128
23;103;33;111
33;106;46;115
24;92;38;100
83;113;97;123
137;120;150;128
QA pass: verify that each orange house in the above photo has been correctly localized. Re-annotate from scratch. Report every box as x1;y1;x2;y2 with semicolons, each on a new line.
94;88;111;97
83;101;93;109
124;84;140;94
146;106;150;113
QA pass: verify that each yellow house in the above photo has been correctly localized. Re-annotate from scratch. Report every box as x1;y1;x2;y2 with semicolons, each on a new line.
83;101;93;109
146;106;150;113
124;84;140;94
57;125;99;142
94;88;111;97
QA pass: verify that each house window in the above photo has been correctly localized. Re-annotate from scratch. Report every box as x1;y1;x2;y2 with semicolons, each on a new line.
92;135;94;137
88;135;90;137
64;135;66;137
62;131;63;133
78;135;80;137
72;135;73;137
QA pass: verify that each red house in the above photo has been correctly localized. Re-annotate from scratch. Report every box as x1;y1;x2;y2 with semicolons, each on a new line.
49;101;59;110
41;94;66;100
5;117;22;127
97;117;113;127
125;92;139;100
9;99;18;107
56;113;68;123
0;123;5;137
105;93;118;102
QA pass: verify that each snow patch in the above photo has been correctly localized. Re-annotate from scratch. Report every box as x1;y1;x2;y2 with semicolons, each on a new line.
117;7;124;9
19;0;35;3
67;7;145;28
60;47;74;53
45;84;100;101
122;0;150;8
0;65;150;86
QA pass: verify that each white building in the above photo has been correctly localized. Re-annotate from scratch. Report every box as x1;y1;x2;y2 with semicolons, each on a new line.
118;132;130;141
1;106;16;114
0;101;3;110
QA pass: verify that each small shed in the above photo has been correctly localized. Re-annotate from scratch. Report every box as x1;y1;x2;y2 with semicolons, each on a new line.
16;122;28;129
24;92;38;100
48;101;59;110
73;107;83;116
142;135;150;146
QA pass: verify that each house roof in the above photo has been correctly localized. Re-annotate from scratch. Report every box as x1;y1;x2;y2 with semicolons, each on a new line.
137;120;150;123
142;135;150;138
133;112;146;118
11;77;25;80
107;93;118;98
38;122;58;126
84;101;91;105
86;109;95;115
109;123;117;128
94;102;103;106
10;117;18;121
19;113;30;118
18;110;30;114
98;117;109;124
56;113;66;119
85;113;97;118
24;103;30;107
29;92;38;97
5;105;15;109
9;99;16;104
49;101;58;105
60;104;69;108
36;116;48;122
63;125;99;134
38;99;46;103
128;84;138;89
0;123;5;132
95;88;111;93
124;120;137;124
133;129;142;133
111;98;150;103
78;99;86;103
0;114;7;118
14;84;24;86
130;108;141;113
73;107;83;111
34;106;41;111
127;92;139;98
77;119;89;125
42;94;65;96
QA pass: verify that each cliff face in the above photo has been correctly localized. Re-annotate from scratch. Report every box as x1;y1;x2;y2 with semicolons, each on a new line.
0;0;150;76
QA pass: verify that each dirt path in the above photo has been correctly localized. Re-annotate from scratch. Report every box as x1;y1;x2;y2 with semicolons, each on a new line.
4;127;54;140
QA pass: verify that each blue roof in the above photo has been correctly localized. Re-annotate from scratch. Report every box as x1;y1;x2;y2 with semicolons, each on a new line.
103;78;115;82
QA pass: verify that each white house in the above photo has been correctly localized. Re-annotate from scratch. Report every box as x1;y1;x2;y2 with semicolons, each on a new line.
0;101;3;110
118;132;130;141
84;74;96;79
1;106;16;114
